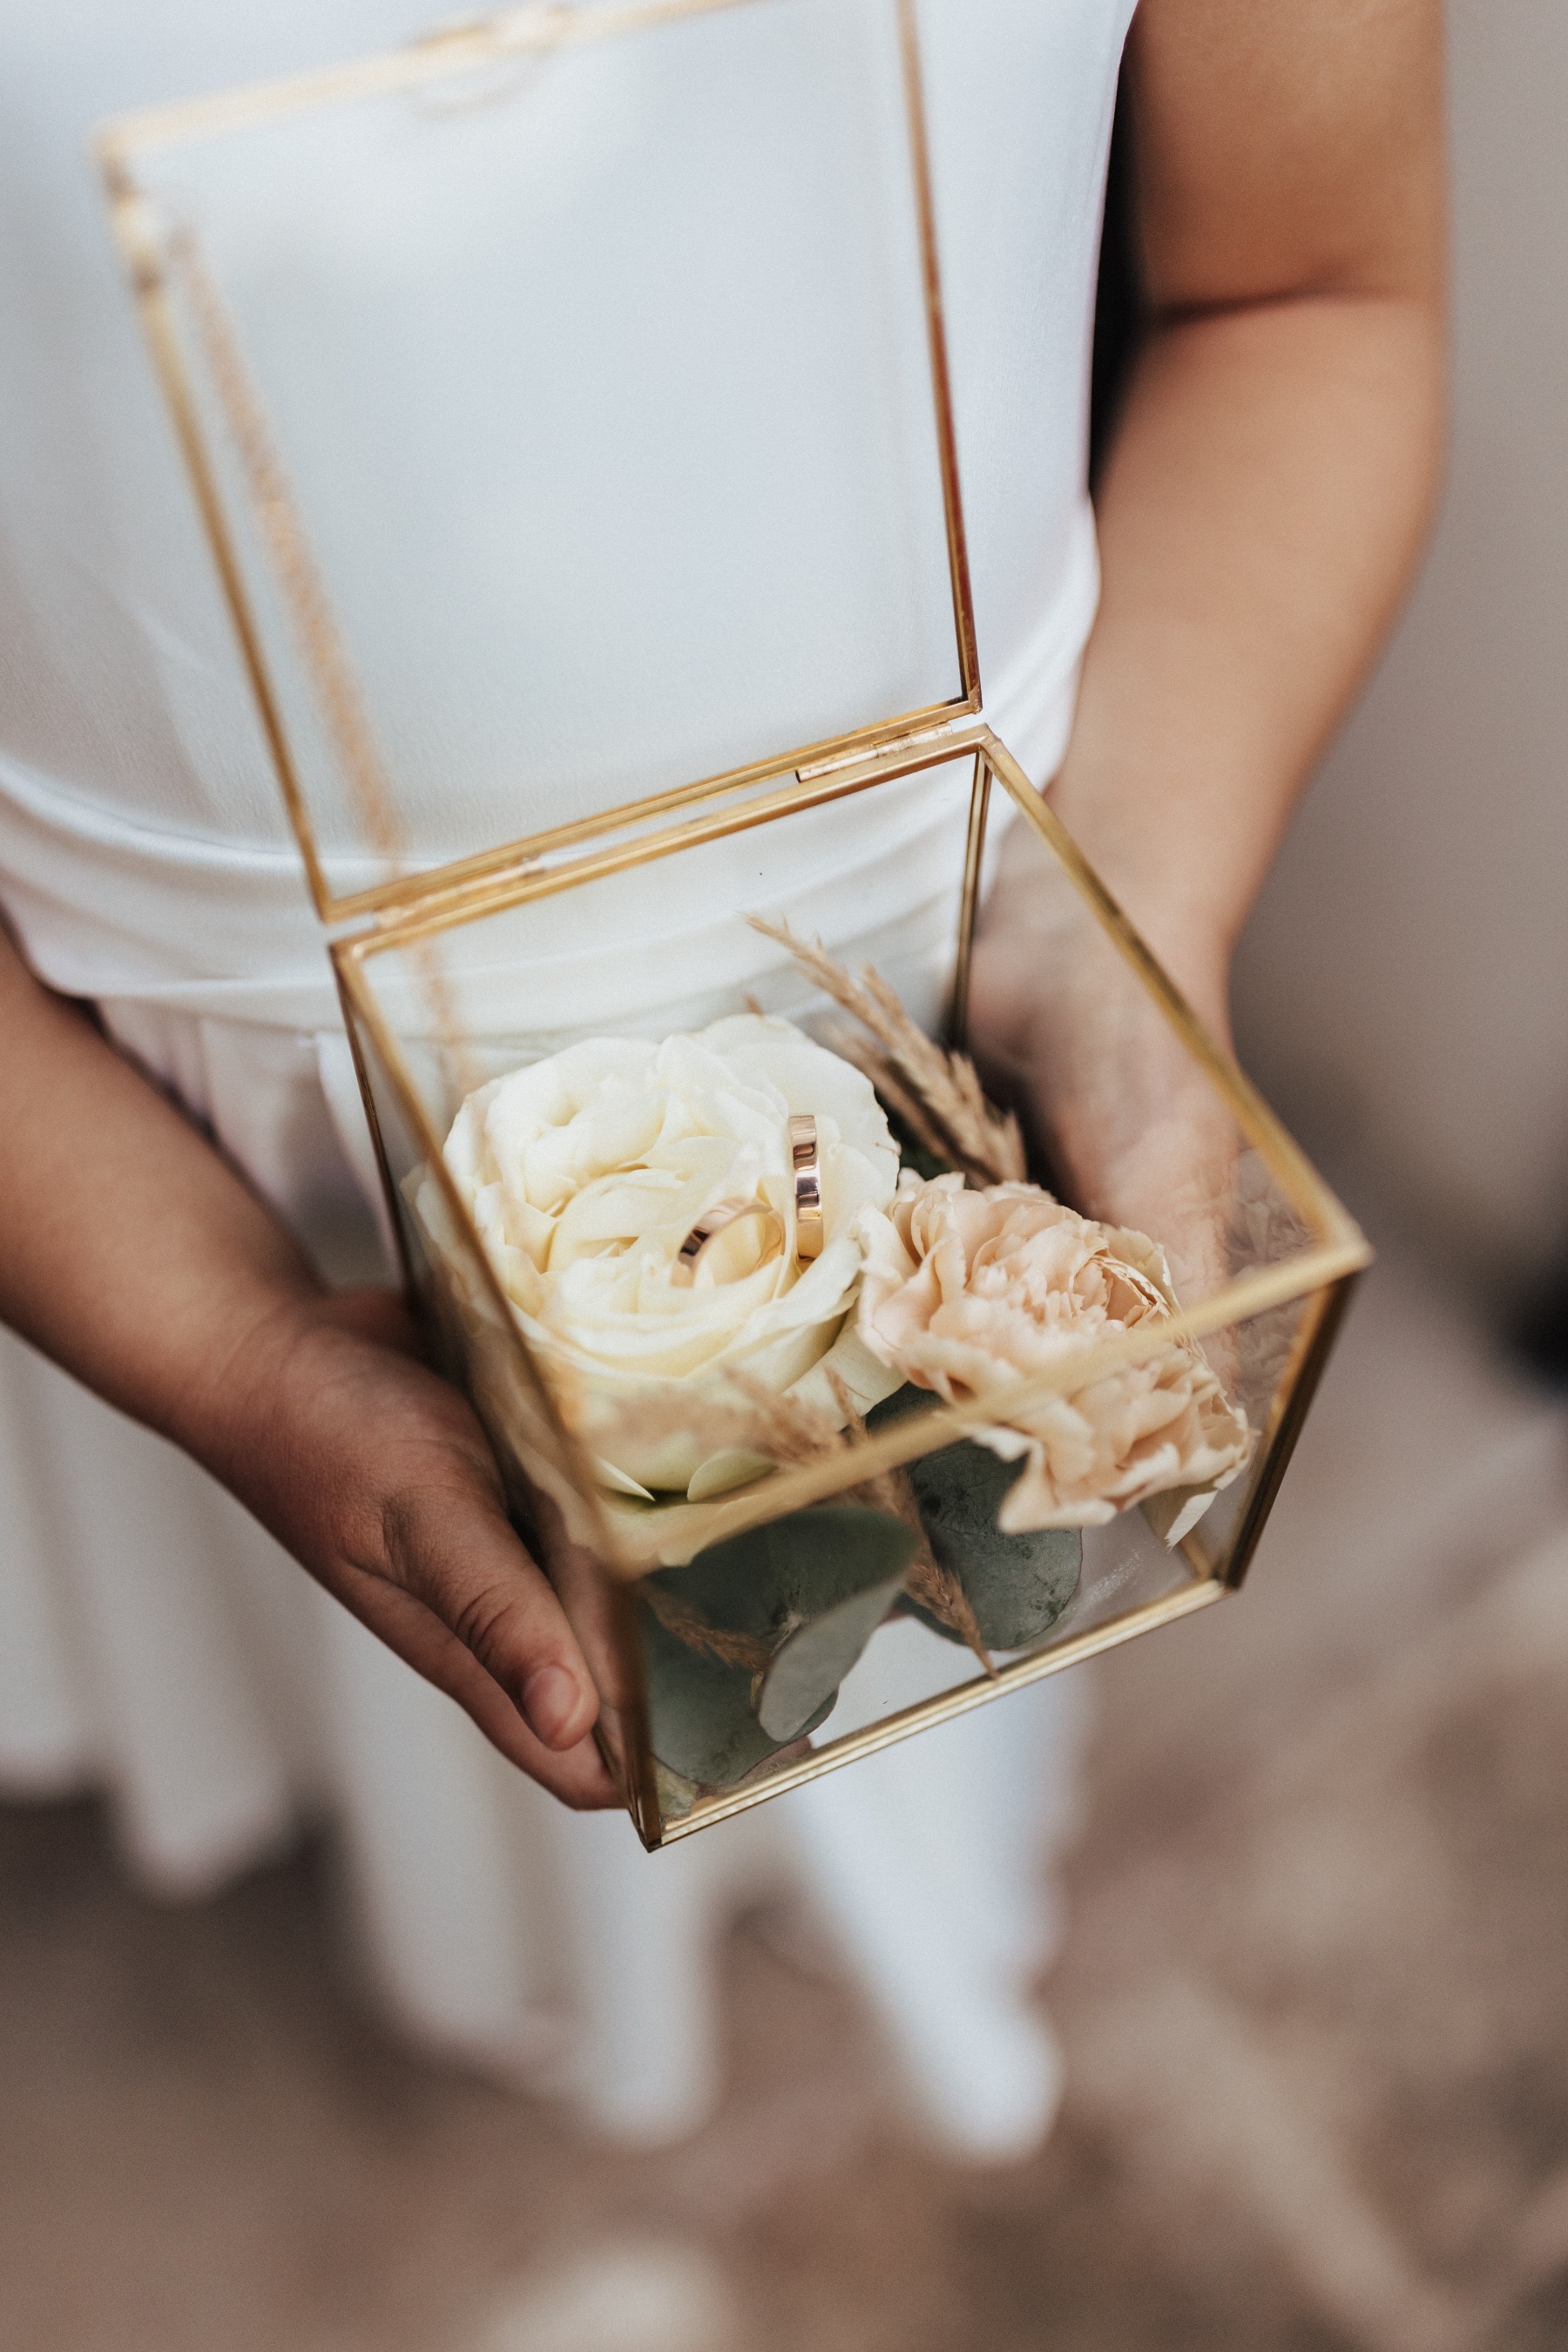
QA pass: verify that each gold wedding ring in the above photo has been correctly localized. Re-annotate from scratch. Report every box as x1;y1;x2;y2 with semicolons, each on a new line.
789;1113;823;1263
672;1116;821;1286
671;1197;784;1288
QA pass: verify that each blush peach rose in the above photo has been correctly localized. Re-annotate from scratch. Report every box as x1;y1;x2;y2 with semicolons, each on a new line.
855;1173;1251;1536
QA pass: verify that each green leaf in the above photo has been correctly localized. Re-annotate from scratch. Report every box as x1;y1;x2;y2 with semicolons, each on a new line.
639;1611;838;1788
652;1505;916;1639
868;1388;1082;1652
640;1504;917;1785
756;1556;912;1740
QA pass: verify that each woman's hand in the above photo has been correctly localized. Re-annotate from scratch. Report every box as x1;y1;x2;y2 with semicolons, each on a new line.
192;1283;618;1809
0;928;615;1808
969;822;1240;1313
969;0;1444;1295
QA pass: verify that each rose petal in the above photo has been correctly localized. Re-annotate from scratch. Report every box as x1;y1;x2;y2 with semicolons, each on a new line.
437;1014;903;1495
855;1174;1252;1533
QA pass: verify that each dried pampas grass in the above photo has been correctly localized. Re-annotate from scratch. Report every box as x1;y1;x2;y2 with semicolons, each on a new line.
747;916;1025;1188
640;1585;774;1673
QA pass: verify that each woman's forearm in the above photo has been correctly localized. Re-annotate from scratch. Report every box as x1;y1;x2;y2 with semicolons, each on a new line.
1047;287;1445;1030
969;0;1443;1295
983;0;1445;1040
0;928;321;1455
0;928;611;1800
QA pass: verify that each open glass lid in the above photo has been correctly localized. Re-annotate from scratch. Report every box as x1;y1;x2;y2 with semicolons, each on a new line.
98;0;979;924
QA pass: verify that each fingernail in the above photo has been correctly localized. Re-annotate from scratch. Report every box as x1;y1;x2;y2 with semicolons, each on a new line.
522;1665;582;1747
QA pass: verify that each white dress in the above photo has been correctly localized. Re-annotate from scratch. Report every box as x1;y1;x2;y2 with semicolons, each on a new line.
0;0;1128;2155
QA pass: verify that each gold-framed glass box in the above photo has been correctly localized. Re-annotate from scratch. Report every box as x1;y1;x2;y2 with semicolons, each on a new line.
98;0;1369;1848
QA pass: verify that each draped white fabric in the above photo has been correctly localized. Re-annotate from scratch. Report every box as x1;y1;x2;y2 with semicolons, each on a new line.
0;0;1129;2155
0;1306;1091;2156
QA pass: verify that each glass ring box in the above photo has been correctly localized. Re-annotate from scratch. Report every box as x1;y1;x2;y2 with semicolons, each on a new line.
98;0;1369;1848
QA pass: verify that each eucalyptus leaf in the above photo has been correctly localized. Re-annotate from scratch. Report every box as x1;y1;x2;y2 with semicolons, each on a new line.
652;1505;918;1641
639;1609;836;1788
909;1441;1081;1651
640;1504;916;1785
868;1388;1082;1652
757;1560;911;1740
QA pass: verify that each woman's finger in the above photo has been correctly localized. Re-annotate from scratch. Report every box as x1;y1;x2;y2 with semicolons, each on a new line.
378;1470;602;1748
334;1558;621;1808
212;1294;624;1808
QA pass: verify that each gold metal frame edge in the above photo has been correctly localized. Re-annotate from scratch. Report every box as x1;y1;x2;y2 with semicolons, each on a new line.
97;0;767;163
652;1571;1227;1847
1219;1269;1362;1592
330;725;1370;1585
97;0;983;929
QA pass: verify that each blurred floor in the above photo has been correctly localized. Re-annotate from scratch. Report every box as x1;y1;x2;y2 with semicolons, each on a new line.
3;1247;1568;2352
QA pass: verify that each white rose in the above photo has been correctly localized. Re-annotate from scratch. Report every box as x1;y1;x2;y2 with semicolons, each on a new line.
433;1013;902;1501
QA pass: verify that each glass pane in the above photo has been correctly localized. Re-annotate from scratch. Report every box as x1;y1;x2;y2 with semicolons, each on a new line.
340;753;1351;1840
652;1282;1319;1837
341;986;652;1814
349;753;980;1085
116;0;964;894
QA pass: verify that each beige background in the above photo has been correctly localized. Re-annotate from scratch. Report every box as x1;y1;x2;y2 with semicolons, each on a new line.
1234;0;1568;1299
